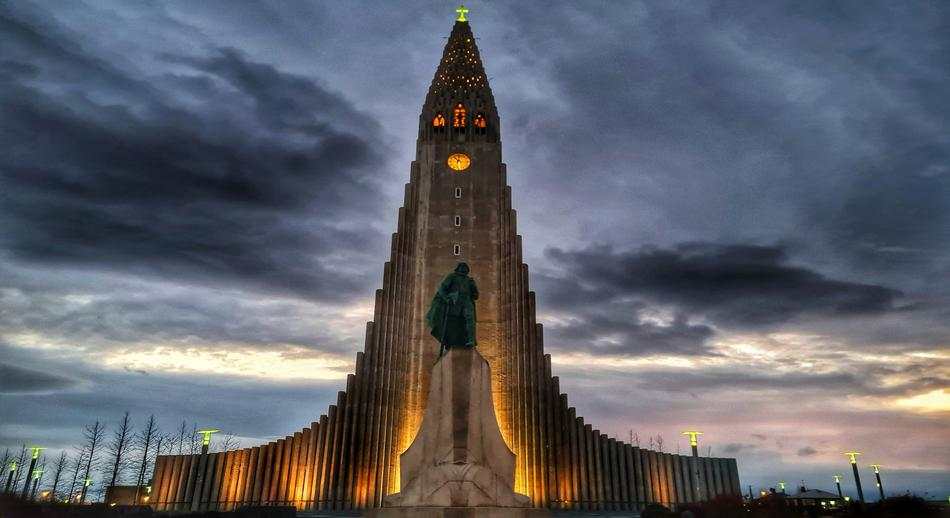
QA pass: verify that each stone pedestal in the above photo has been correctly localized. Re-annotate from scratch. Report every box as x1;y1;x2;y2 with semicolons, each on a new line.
369;348;539;517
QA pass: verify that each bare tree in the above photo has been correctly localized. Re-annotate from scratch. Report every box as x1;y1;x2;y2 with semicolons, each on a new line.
105;412;133;490
1;447;10;492
656;434;664;452
49;451;68;501
706;445;712;457
176;420;187;455
133;414;158;504
189;423;199;455
80;421;105;503
213;433;238;453
65;446;87;503
648;436;655;451
0;448;9;474
11;444;27;494
632;431;640;447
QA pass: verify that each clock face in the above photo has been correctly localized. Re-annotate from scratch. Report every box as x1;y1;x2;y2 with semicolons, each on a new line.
447;153;471;172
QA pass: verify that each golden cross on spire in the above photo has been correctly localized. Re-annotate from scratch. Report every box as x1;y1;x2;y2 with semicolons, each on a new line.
456;4;469;22
842;451;861;464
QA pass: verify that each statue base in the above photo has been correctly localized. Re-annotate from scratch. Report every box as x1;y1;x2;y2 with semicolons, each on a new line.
380;348;536;512
365;507;550;518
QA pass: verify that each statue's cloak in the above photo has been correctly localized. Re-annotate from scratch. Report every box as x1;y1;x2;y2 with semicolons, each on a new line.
426;263;478;347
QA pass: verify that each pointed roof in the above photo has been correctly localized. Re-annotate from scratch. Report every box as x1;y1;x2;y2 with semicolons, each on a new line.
425;20;493;106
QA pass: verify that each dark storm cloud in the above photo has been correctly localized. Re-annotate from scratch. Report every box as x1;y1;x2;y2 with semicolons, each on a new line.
0;363;77;394
541;243;903;330
498;2;950;294
544;305;716;357
797;446;818;457
0;4;387;302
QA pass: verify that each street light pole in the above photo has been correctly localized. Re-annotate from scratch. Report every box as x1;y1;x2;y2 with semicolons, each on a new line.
833;474;844;499
870;464;885;501
79;477;92;504
197;429;219;455
19;447;43;500
682;430;704;501
29;468;44;501
843;452;864;503
3;460;16;494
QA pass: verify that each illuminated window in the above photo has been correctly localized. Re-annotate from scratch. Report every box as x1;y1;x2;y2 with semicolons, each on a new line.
432;114;446;127
454;215;461;226
455;187;462;198
474;114;486;128
453;103;466;127
453;244;461;255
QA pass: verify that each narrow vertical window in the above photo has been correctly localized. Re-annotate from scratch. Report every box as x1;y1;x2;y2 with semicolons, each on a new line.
432;113;446;127
454;187;462;198
453;103;466;127
454;215;461;227
453;244;461;256
473;114;486;128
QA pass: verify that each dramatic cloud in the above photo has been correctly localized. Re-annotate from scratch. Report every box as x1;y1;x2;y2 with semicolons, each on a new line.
0;363;77;394
0;6;388;302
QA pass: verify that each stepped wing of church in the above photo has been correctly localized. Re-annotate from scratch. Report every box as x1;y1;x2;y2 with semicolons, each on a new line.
149;19;740;512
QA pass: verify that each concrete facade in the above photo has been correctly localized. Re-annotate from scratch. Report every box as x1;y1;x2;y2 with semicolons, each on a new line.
149;17;741;513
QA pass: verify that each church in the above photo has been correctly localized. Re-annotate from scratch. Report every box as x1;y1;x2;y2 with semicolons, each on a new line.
148;9;741;512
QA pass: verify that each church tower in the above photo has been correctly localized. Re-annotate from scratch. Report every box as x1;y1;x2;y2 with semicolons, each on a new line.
147;9;741;513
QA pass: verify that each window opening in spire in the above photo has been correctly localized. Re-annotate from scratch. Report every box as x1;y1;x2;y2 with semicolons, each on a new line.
433;114;446;127
453;104;467;128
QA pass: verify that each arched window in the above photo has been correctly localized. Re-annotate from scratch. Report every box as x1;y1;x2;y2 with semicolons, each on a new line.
432;114;446;127
473;114;487;129
453;103;466;127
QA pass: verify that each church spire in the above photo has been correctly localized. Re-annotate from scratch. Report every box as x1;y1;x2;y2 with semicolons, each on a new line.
420;10;498;142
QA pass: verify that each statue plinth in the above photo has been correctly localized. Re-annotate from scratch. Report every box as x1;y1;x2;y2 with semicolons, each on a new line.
366;348;546;518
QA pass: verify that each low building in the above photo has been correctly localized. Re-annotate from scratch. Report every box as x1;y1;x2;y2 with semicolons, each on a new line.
787;486;845;511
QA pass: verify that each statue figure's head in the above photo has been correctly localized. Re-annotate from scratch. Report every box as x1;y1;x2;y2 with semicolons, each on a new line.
455;262;470;275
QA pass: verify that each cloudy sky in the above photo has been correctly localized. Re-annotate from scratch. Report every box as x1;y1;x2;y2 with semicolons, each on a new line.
1;0;948;500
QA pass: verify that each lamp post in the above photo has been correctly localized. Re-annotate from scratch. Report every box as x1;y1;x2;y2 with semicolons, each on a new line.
80;477;92;504
29;468;44;501
842;452;864;503
778;480;786;494
3;459;16;494
20;447;43;500
682;430;704;501
197;429;219;455
833;474;844;499
870;464;885;501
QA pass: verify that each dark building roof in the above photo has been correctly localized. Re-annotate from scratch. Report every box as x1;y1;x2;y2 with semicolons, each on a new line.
791;488;842;500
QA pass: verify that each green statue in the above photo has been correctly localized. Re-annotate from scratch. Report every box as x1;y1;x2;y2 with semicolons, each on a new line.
426;262;478;354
